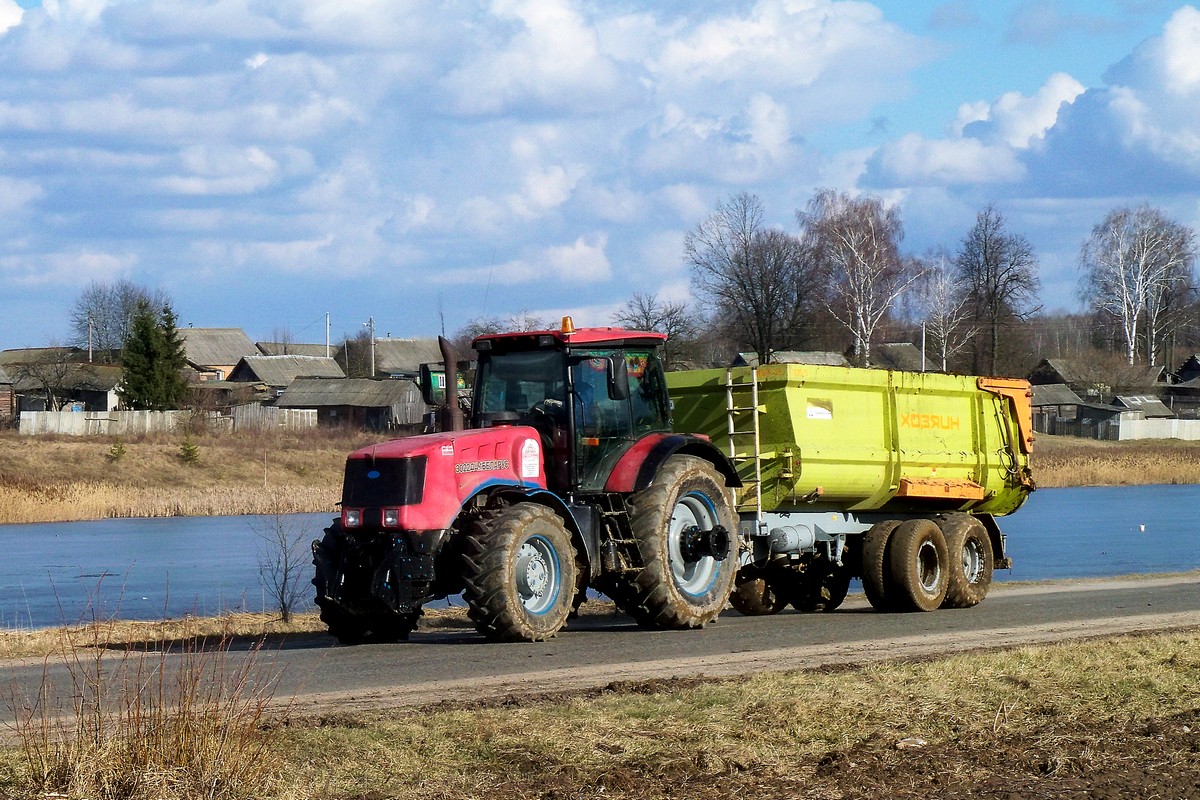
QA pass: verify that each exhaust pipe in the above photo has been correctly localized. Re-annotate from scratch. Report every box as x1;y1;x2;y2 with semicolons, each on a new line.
438;336;464;432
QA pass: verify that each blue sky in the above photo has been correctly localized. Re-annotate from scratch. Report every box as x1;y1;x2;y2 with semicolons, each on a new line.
1;0;1198;349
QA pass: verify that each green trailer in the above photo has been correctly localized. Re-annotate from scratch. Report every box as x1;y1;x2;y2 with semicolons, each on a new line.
666;364;1035;616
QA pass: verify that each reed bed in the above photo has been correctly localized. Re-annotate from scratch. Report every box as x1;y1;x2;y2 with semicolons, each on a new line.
1032;435;1200;488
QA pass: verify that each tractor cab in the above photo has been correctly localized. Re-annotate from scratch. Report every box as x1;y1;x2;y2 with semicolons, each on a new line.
471;318;672;494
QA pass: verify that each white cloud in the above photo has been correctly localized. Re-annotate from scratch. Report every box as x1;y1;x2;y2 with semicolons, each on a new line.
441;0;627;116
0;249;136;287
0;176;44;218
869;133;1025;186
0;0;22;35
955;73;1085;147
543;233;611;282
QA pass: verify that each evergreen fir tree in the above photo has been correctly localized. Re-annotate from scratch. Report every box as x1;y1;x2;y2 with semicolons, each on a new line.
119;300;189;410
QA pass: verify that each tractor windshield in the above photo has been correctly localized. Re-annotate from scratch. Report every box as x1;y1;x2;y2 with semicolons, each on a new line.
571;348;671;490
474;350;566;418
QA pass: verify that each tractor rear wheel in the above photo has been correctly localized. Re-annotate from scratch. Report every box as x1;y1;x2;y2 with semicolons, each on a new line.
622;456;738;629
462;503;578;642
938;513;993;608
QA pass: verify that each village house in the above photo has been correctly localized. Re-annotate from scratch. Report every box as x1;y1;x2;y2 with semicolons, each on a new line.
275;377;426;432
178;328;258;381
228;354;345;397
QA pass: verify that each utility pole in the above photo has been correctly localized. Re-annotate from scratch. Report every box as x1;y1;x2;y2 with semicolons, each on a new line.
364;317;376;377
326;312;331;359
87;313;94;363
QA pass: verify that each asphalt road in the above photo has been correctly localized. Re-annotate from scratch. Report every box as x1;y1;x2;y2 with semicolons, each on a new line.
4;574;1199;724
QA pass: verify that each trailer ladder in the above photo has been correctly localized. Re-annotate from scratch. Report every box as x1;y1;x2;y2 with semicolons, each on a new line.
725;367;766;534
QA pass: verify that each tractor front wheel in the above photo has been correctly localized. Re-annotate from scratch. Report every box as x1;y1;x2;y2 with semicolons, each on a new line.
462;503;578;642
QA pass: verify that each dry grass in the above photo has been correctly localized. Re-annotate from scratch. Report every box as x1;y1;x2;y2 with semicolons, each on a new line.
0;429;380;524
275;630;1200;798
3;619;285;800
1032;434;1200;487
1;627;1197;798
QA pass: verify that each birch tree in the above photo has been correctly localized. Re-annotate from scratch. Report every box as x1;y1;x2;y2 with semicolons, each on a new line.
687;193;818;365
799;189;916;366
1080;205;1195;366
955;205;1041;375
913;249;976;372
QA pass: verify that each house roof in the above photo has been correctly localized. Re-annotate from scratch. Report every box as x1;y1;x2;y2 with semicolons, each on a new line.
1113;395;1175;418
771;351;851;367
1032;383;1084;406
873;342;932;372
229;355;344;387
12;364;122;392
371;338;443;375
178;328;258;368
0;347;89;366
255;341;331;358
0;365;11;384
276;377;422;408
1030;358;1165;389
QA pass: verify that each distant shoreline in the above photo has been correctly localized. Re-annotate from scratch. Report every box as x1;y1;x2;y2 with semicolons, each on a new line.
0;431;1196;525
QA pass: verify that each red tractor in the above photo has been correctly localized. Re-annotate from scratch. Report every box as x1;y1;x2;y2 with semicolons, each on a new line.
312;319;741;642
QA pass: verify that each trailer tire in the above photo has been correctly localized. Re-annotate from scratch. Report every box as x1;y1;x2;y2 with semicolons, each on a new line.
729;567;787;616
938;514;993;608
861;520;902;612
462;503;577;642
888;519;950;612
624;455;738;629
790;560;853;612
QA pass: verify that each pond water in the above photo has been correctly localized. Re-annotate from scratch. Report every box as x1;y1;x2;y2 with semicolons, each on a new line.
0;485;1197;629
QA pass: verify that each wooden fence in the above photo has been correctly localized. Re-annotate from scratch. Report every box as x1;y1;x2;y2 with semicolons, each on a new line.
19;406;318;436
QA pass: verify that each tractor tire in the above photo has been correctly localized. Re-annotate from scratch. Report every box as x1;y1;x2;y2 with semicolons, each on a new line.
888;519;950;612
861;520;903;612
622;455;738;629
462;503;578;642
729;567;788;616
937;513;994;609
313;592;418;644
789;560;853;613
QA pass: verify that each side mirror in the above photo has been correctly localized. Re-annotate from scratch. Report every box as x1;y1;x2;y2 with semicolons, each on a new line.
607;356;630;401
419;363;446;406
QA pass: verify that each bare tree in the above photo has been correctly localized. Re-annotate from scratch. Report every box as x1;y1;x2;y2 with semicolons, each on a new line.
612;292;698;369
9;346;98;411
955;204;1041;375
1079;205;1196;366
451;311;551;352
799;189;917;366
253;511;312;623
68;280;170;363
687;193;818;365
913;249;976;372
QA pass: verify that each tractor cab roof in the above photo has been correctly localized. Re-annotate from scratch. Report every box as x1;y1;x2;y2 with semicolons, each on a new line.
473;317;666;353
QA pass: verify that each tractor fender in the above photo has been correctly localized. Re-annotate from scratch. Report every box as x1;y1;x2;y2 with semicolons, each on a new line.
604;433;741;494
461;483;596;576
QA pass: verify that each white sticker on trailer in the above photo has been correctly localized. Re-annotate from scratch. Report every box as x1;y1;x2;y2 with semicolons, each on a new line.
520;438;541;479
807;399;833;419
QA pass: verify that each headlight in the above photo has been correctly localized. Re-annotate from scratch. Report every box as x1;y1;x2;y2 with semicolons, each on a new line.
343;508;362;528
383;508;400;527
